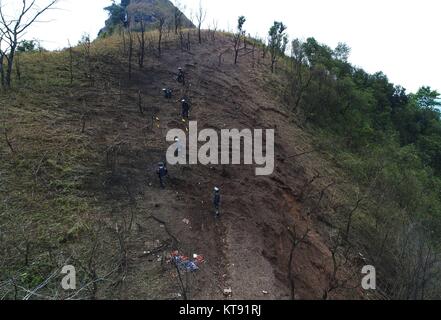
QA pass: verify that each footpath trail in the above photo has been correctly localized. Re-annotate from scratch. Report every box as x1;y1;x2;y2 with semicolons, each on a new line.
133;35;351;300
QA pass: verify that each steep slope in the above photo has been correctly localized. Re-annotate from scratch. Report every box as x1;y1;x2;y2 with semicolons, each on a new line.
0;32;367;299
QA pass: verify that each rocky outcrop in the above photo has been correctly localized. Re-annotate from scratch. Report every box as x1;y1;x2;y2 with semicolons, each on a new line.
100;0;194;36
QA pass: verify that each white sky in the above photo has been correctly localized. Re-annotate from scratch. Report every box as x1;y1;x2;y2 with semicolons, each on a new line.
3;0;440;94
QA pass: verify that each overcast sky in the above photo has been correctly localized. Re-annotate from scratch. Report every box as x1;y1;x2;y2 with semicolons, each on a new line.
6;0;440;94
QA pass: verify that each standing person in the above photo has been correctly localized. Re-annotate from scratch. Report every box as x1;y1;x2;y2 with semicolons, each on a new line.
177;67;186;85
174;137;183;158
181;98;190;120
156;162;168;189
213;187;221;218
162;88;172;99
174;137;187;173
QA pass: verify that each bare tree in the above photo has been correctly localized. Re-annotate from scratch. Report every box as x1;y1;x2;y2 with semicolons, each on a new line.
157;15;166;56
67;40;73;85
121;26;127;55
195;1;206;45
0;0;58;88
344;192;364;241
79;34;93;86
172;0;189;52
173;0;184;35
0;30;7;87
137;19;146;68
211;19;218;41
127;28;134;79
186;31;191;51
287;226;310;300
322;234;359;300
233;16;246;65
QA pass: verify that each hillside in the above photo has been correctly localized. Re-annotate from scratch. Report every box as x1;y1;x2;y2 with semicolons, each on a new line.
1;25;441;300
0;31;364;299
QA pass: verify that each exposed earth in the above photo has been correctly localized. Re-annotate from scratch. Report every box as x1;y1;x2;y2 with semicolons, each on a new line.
1;32;369;300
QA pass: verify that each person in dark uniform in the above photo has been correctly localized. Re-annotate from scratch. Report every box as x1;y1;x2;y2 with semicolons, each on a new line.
156;162;168;189
213;187;221;218
181;98;190;120
162;88;172;99
177;67;186;85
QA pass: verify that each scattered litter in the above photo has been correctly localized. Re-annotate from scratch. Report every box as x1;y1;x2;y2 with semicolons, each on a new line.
182;218;190;225
262;291;269;295
170;251;204;272
160;224;165;228
223;288;232;297
193;254;205;264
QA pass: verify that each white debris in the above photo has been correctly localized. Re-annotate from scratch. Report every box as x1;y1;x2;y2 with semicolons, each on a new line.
223;288;232;297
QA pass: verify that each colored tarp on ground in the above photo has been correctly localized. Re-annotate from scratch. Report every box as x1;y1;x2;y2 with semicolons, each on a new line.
170;251;205;272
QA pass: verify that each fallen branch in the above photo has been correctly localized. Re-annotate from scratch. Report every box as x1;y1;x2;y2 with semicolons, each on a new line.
287;149;316;159
287;226;310;300
148;215;180;247
66;264;120;300
3;125;14;153
139;239;172;258
23;269;60;300
33;151;49;182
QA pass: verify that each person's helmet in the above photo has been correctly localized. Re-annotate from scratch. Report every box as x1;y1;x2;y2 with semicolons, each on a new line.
214;187;220;192
182;99;186;103
175;137;179;142
158;162;165;167
178;67;182;71
162;88;166;91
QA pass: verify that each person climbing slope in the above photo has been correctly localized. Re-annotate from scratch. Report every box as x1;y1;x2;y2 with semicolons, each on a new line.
213;187;221;218
177;67;186;85
156;162;168;189
162;88;172;99
174;137;183;158
181;98;191;121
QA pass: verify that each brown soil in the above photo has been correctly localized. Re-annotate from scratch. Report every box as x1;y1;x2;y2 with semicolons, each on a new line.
23;33;367;300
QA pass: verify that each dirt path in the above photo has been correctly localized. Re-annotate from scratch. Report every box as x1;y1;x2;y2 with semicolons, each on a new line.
77;34;363;300
156;38;316;299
